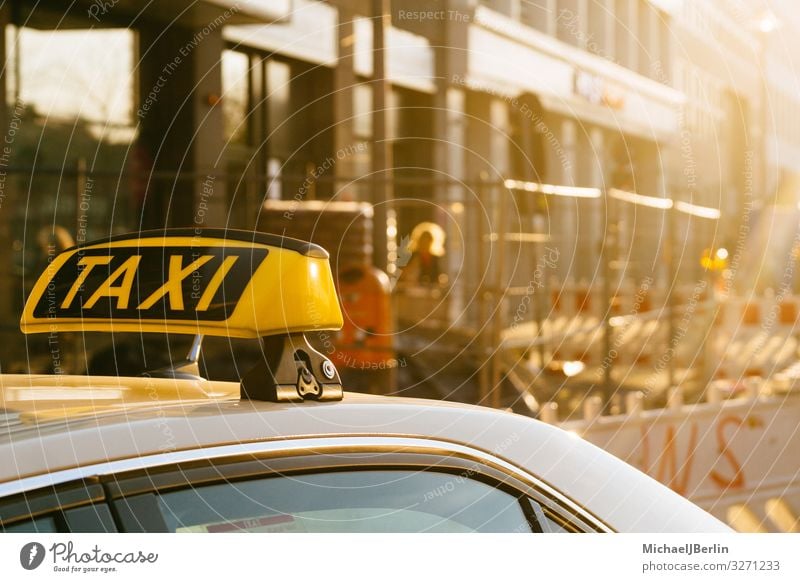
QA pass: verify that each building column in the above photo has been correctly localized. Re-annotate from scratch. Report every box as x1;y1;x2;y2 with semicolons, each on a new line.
628;0;640;73
137;23;226;228
589;127;605;187
587;127;605;278
333;2;356;189
432;0;470;323
559;118;578;185
191;25;227;227
0;6;12;324
490;98;512;177
371;0;392;271
558;118;578;282
604;0;616;60
434;85;467;323
544;0;558;36
447;87;468;322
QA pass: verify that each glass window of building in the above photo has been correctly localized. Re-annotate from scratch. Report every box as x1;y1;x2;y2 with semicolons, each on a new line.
353;83;373;139
222;49;251;145
263;58;288;202
266;59;291;160
6;26;136;139
4;22;137;301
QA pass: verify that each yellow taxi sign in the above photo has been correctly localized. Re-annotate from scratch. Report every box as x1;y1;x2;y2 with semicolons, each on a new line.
20;229;344;339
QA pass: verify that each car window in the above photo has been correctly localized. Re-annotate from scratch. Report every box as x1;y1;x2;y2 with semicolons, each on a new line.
1;515;59;533
153;470;534;533
539;509;576;533
0;503;119;533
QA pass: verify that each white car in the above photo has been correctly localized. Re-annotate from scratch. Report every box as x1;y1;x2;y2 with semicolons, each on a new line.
0;229;730;533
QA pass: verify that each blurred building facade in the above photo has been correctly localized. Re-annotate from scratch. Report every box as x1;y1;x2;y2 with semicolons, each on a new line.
1;0;800;328
219;0;685;313
666;0;800;291
221;0;790;298
0;0;286;328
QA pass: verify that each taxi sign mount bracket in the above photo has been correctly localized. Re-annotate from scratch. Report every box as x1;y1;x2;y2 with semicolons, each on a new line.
240;333;343;403
141;334;204;380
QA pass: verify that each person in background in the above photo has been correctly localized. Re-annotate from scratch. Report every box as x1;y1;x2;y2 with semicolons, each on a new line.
35;225;75;271
28;226;76;374
399;222;447;286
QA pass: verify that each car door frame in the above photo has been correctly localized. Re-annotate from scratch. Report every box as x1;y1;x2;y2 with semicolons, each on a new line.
1;435;612;533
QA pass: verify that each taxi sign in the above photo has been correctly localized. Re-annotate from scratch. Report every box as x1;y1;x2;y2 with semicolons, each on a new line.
21;229;344;339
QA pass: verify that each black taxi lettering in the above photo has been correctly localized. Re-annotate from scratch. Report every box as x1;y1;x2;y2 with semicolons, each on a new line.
64;255;142;310
34;246;268;322
136;254;216;311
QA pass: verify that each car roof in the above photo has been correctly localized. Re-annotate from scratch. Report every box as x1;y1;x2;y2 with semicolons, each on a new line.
0;373;729;533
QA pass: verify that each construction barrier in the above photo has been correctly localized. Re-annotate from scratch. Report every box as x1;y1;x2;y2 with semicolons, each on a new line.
558;379;800;532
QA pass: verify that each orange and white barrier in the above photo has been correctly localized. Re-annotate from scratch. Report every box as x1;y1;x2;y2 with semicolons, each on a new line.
558;378;800;532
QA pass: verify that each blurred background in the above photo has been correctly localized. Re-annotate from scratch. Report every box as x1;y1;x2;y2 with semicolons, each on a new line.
3;0;800;530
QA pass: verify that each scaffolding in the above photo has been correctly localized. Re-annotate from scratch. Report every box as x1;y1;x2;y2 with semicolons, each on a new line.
386;176;721;413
